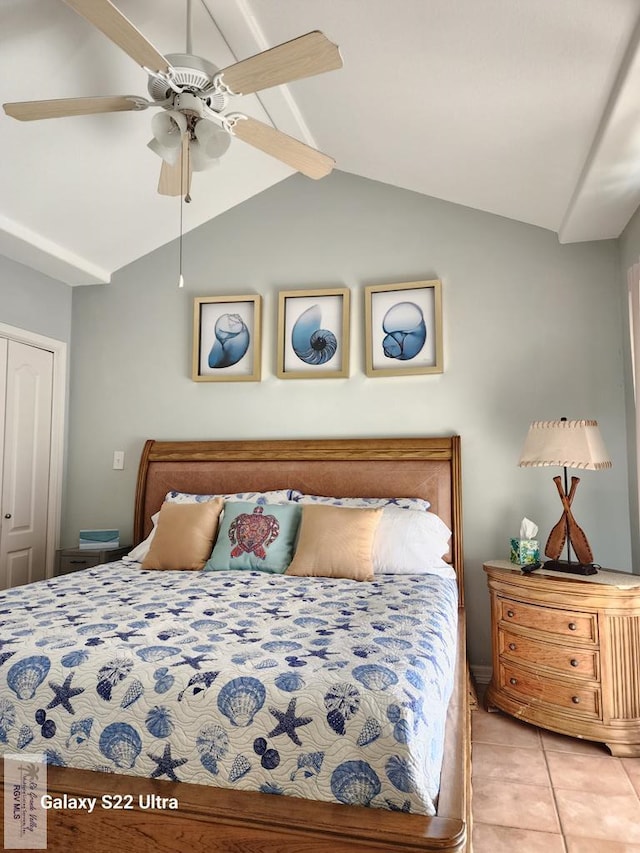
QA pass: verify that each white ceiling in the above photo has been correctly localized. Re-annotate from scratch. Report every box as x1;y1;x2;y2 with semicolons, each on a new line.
3;0;640;286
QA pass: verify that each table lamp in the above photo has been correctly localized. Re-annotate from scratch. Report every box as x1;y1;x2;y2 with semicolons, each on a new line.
518;418;612;574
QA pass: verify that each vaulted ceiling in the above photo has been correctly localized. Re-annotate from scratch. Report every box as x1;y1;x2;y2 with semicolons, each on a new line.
3;0;640;286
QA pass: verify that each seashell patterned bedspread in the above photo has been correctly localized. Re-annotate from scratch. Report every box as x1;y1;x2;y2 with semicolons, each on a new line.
0;563;458;814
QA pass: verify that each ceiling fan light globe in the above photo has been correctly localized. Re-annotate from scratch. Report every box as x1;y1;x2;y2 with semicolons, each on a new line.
147;137;181;165
151;109;187;148
194;120;231;158
189;140;218;171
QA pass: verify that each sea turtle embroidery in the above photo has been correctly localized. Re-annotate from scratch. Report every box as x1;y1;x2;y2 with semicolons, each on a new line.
229;506;280;560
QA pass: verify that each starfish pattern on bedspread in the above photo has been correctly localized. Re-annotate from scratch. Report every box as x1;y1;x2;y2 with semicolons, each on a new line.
46;673;84;714
267;698;312;746
148;743;188;781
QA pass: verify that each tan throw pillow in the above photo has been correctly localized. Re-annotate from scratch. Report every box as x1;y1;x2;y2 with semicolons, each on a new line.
286;504;382;581
141;498;224;570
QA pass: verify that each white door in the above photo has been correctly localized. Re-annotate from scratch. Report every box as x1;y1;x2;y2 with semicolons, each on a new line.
0;339;54;589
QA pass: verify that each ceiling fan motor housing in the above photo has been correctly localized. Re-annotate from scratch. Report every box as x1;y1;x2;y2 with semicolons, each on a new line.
148;53;226;112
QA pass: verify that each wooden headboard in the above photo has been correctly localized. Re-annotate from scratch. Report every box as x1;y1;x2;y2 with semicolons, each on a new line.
134;436;464;604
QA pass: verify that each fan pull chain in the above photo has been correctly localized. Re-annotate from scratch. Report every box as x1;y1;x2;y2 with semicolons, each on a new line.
178;135;191;288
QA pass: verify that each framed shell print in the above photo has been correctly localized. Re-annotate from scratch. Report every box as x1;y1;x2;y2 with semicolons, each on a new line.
277;288;350;379
364;280;443;377
192;295;262;382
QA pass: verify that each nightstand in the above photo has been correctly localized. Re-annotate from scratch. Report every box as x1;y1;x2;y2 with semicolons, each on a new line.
55;545;131;576
484;559;640;757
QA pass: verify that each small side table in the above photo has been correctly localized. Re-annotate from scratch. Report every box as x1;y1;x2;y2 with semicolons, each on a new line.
484;559;640;757
55;545;131;576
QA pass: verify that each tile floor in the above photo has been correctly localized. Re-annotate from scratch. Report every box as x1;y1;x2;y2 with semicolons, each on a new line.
471;689;640;852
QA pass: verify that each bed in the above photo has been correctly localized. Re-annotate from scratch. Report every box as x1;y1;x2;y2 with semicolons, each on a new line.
0;436;469;852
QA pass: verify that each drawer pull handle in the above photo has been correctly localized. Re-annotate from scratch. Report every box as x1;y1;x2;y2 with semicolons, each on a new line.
69;560;87;565
572;696;580;704
568;622;577;631
570;659;579;667
509;677;517;685
507;610;515;618
508;643;516;651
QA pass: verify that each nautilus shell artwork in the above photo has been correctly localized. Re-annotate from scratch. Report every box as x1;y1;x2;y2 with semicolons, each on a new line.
381;302;426;361
291;304;338;365
208;313;250;369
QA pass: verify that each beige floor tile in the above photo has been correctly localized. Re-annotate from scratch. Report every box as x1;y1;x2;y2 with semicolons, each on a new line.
473;822;565;853
546;751;634;794
541;729;609;755
473;742;550;785
565;838;640;852
472;708;542;748
555;789;640;843
622;758;640;798
472;778;560;832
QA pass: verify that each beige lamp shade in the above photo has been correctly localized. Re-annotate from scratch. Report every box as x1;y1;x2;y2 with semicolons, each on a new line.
518;419;612;470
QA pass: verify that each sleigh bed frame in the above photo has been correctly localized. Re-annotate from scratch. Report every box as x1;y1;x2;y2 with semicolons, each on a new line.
6;436;470;852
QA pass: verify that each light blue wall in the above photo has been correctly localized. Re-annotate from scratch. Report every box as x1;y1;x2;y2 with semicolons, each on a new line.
0;255;72;343
617;208;640;571
65;171;631;667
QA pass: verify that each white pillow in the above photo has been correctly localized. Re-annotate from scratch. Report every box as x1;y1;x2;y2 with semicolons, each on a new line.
373;506;455;578
165;489;293;505
290;491;431;512
123;511;160;563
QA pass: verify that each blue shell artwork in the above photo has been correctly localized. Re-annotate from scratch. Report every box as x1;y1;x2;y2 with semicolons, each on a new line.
324;682;360;735
330;760;381;806
17;725;34;750
153;666;174;694
96;657;134;701
352;664;399;692
120;679;144;709
356;717;382;747
274;672;304;693
291;305;337;365
98;722;142;769
208;313;250;369
7;655;51;700
385;755;417;793
145;706;174;739
136;645;181;662
60;650;89;668
196;724;229;776
0;698;16;742
66;718;93;749
381;302;426;361
217;677;266;727
291;751;324;781
228;753;251;782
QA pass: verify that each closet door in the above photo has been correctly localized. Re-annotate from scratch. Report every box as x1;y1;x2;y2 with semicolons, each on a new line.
0;340;53;588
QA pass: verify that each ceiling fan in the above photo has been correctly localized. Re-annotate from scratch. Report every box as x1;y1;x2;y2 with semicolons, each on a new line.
2;0;343;197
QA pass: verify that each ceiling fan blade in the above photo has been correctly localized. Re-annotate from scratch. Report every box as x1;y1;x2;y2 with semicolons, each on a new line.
158;135;192;197
3;96;148;122
62;0;171;74
231;116;334;179
217;31;342;96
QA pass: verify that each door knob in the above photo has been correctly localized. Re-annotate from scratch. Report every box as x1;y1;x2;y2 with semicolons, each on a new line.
4;513;11;519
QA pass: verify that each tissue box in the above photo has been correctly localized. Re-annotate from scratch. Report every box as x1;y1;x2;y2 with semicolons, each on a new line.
510;538;540;565
79;529;120;550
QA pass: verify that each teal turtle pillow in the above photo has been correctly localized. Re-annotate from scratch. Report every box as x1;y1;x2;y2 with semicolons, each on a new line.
204;501;302;574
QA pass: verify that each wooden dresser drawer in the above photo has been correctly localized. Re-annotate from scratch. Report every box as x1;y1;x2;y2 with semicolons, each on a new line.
498;596;597;642
499;629;599;680
499;662;601;719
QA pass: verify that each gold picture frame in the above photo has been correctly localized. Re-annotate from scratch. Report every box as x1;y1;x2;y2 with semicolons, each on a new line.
192;295;262;382
277;287;350;379
364;279;443;377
